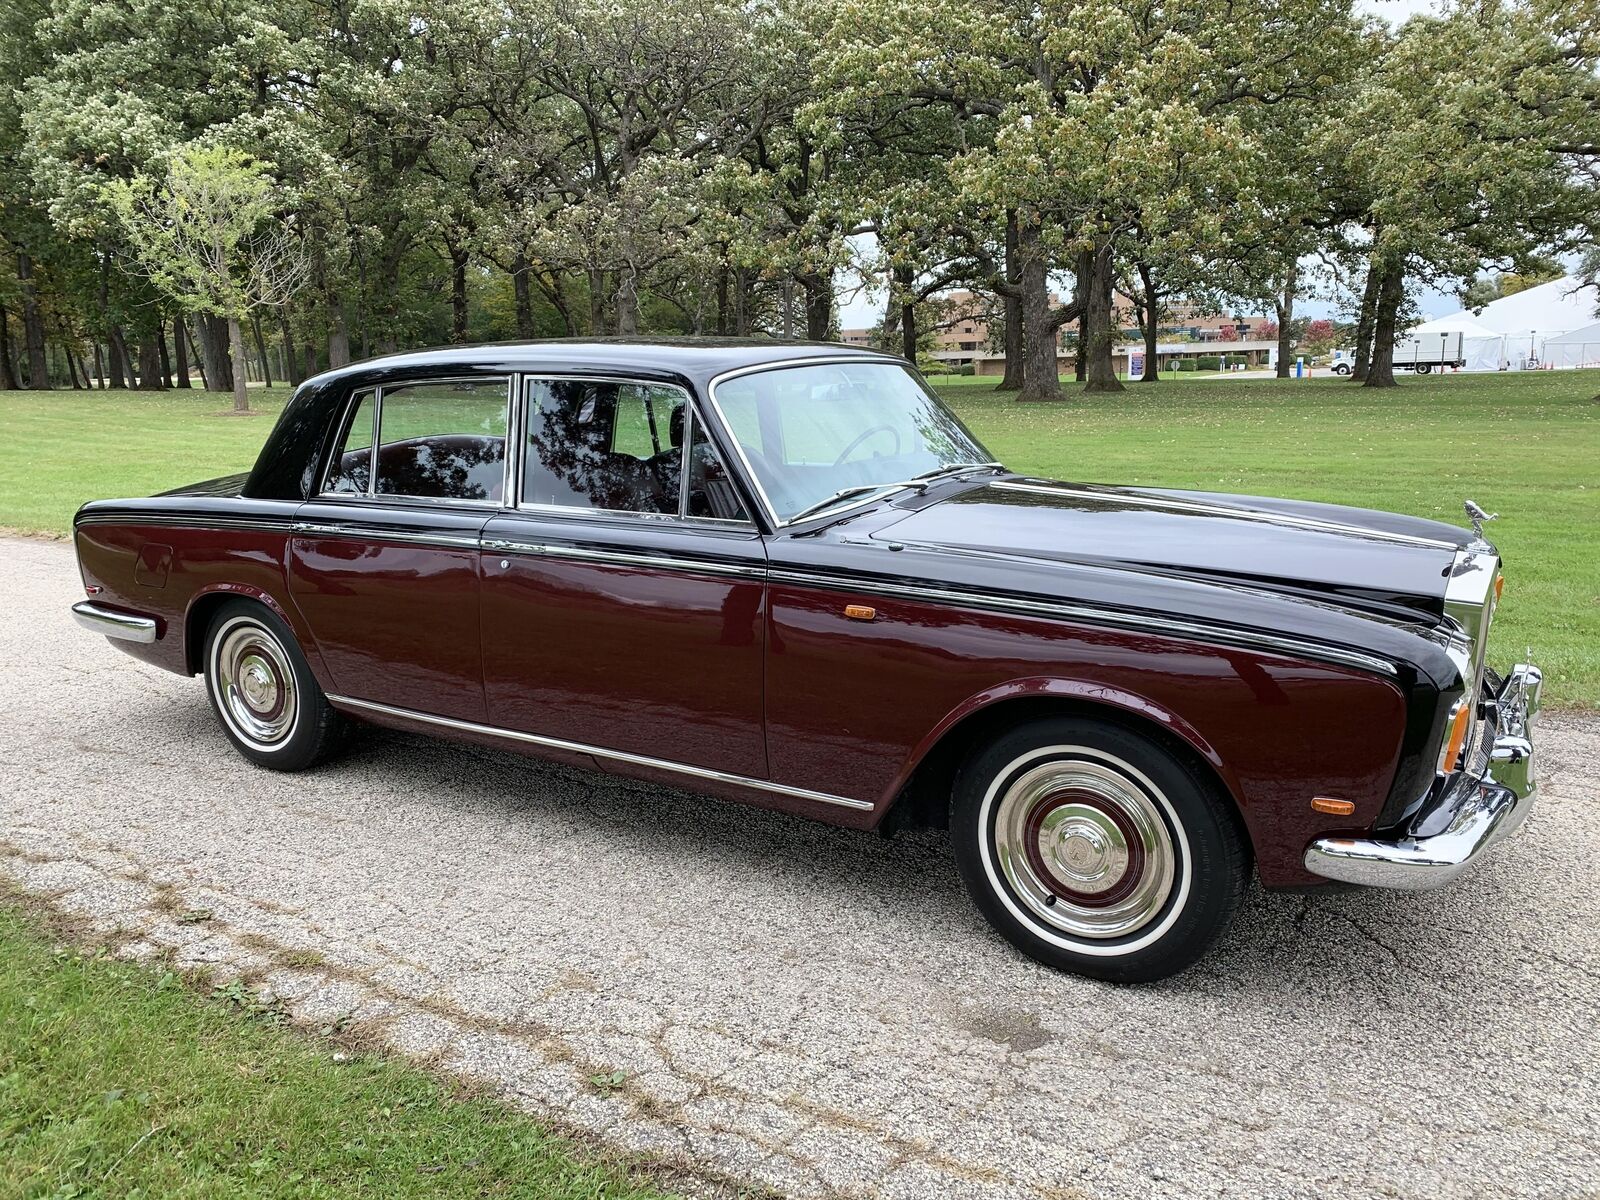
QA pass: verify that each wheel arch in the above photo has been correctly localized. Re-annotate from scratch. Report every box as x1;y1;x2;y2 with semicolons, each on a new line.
183;585;308;676
879;679;1250;849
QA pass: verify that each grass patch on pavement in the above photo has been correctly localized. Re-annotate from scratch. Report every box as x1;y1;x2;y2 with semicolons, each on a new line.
1;370;1595;704
0;902;680;1200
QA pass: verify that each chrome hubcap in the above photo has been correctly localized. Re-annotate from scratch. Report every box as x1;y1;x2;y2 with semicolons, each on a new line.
994;758;1176;939
214;620;297;749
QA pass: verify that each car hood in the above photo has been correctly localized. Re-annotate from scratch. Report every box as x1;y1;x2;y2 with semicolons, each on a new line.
876;477;1474;617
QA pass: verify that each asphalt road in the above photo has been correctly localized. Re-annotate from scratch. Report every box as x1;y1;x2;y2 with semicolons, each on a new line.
3;535;1597;1199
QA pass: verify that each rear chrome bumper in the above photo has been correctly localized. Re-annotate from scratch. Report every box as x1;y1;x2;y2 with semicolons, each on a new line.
1304;663;1540;890
71;601;158;644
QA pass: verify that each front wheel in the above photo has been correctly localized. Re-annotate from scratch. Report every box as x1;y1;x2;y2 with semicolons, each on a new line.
203;599;348;771
1333;363;1351;375
951;717;1249;983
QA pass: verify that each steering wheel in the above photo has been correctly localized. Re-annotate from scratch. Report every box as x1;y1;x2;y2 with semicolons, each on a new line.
832;424;901;467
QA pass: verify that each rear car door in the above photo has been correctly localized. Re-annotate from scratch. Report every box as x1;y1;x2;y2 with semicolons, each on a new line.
289;376;510;723
479;375;768;777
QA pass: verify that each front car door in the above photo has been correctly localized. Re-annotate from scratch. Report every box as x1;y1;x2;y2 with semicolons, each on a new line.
289;375;510;722
479;374;768;777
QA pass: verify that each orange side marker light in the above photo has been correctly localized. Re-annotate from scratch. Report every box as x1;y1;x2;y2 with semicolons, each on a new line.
1311;797;1356;816
844;604;876;622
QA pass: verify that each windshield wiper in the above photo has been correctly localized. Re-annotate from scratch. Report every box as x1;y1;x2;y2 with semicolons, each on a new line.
787;485;895;524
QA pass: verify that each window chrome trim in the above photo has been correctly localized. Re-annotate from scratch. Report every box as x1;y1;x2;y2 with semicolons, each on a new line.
704;353;993;531
324;693;874;812
766;566;1400;678
319;386;376;499
481;537;766;579
515;374;756;529
992;480;1462;551
339;375;514;505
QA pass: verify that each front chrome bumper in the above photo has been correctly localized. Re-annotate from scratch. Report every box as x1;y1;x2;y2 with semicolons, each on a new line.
1304;663;1541;890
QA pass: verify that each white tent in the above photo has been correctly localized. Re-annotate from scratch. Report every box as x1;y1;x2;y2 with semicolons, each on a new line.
1400;276;1599;371
1543;320;1600;371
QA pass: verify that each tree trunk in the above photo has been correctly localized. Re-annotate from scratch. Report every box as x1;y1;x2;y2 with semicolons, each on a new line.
715;267;731;336
0;305;17;389
194;315;232;391
1074;311;1087;382
327;298;351;368
1363;262;1405;389
173;315;191;387
251;310;273;386
800;271;832;341
135;333;163;389
997;210;1024;391
1082;243;1123;394
107;327;130;389
734;268;752;336
894;265;917;362
302;344;315;381
92;342;105;389
277;306;303;385
450;243;470;342
1136;261;1159;383
1275;264;1296;379
187;322;210;389
227;315;250;412
16;251;49;388
1016;216;1063;402
512;253;536;338
1352;265;1380;382
614;267;640;337
62;333;85;389
157;323;173;387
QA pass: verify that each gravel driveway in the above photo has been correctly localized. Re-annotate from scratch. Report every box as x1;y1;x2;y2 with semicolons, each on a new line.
3;534;1597;1199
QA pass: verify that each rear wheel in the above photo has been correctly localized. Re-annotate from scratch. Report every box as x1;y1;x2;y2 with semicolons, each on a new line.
1415;362;1432;374
203;599;347;771
951;717;1249;983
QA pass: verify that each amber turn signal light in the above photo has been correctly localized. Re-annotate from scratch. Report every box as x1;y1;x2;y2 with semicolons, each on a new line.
1439;700;1472;773
844;604;876;621
1311;797;1356;816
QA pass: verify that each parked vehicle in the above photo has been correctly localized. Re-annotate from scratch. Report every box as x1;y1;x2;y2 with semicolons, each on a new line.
71;340;1540;982
1329;347;1357;374
1392;331;1466;374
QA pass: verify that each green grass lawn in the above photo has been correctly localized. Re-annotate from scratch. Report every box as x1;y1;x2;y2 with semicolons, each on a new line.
1;371;1595;704
0;902;681;1200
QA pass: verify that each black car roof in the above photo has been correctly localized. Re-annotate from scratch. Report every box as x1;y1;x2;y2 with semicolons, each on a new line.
309;337;900;390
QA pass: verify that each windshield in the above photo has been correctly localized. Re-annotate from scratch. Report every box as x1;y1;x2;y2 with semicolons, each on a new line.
710;361;997;522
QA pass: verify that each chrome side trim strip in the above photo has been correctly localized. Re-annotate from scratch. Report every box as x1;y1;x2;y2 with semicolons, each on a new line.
481;537;765;579
71;601;158;643
767;567;1400;678
291;521;482;550
75;512;298;533
991;481;1460;550
325;694;874;812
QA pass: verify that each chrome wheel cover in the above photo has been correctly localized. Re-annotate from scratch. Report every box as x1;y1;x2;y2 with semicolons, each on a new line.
992;756;1177;940
211;617;298;751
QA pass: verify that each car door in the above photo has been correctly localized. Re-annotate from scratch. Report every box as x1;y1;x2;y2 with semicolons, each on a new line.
479;375;768;777
288;376;510;723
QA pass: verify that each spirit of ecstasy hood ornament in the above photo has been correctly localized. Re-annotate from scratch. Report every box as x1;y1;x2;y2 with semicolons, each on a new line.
1464;499;1498;539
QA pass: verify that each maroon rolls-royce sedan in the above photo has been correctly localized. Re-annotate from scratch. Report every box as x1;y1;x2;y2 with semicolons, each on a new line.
71;340;1540;981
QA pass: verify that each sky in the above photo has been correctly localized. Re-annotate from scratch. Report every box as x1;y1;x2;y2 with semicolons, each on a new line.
835;0;1462;332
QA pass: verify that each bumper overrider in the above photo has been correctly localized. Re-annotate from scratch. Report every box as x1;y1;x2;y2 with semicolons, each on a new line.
1304;663;1541;890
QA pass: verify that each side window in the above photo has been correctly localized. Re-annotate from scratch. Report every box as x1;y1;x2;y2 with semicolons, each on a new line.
685;414;750;522
522;379;685;515
374;380;509;502
324;390;375;495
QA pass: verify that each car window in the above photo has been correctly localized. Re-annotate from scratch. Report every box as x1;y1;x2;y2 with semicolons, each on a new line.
685;412;750;522
373;379;509;503
712;361;991;521
522;379;690;516
324;390;375;495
